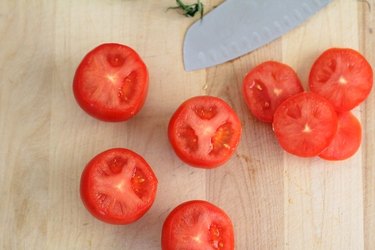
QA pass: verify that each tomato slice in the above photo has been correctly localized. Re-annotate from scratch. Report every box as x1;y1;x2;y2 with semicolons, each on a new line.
272;92;338;157
161;200;234;250
73;43;148;122
319;112;362;160
242;61;303;122
168;96;242;168
309;48;373;112
80;148;158;224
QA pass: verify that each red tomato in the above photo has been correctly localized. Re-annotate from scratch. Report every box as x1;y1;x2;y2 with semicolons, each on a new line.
168;96;242;168
161;200;234;250
242;61;303;122
80;148;158;224
319;112;362;160
309;48;373;112
273;92;338;157
73;43;148;122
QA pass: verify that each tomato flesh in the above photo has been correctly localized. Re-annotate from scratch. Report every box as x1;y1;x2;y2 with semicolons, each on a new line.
273;92;338;157
80;148;157;224
319;112;362;160
309;48;373;112
73;43;148;122
161;200;234;250
242;61;303;122
168;96;242;168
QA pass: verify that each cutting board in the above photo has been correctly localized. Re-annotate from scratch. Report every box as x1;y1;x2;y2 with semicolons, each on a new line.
0;0;374;249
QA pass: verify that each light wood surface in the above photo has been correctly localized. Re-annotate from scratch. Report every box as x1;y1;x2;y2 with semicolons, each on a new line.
0;0;374;249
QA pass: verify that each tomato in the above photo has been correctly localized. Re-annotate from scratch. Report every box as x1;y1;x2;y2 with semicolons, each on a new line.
161;200;234;250
80;148;158;224
309;48;373;112
272;92;338;157
168;96;242;168
242;61;303;122
73;43;148;122
319;112;362;160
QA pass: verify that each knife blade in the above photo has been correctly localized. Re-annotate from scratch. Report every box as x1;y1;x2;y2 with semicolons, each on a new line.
183;0;332;71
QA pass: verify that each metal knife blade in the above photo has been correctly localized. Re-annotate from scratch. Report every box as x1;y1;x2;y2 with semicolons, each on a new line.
183;0;332;71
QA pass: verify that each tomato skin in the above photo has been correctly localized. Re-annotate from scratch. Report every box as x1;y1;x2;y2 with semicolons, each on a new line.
319;112;362;161
168;96;242;169
161;200;234;250
80;148;158;225
309;48;373;112
242;61;303;122
273;92;338;157
73;43;149;122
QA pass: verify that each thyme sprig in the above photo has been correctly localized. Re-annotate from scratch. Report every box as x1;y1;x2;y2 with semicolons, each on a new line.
169;0;204;18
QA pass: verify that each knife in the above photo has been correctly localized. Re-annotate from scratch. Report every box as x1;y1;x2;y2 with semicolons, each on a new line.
183;0;332;71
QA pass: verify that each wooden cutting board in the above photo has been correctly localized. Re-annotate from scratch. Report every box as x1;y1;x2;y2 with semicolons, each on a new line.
0;0;374;249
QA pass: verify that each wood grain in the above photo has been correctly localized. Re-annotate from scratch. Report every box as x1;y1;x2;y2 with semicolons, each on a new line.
205;42;285;249
359;1;375;250
282;1;364;249
0;0;374;249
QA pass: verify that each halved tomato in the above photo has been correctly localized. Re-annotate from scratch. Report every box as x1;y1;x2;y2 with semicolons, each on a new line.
272;92;338;157
309;48;373;112
80;148;158;224
242;61;303;122
161;200;234;250
168;96;242;168
73;43;148;122
319;112;362;160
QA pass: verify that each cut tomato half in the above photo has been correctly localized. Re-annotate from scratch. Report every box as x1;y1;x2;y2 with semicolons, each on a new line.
273;92;338;157
309;48;373;112
168;96;242;168
73;43;149;122
80;148;158;224
161;200;234;250
243;61;303;122
319;112;362;160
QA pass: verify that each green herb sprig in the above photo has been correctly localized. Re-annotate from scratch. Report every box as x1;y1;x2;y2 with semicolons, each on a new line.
169;0;204;18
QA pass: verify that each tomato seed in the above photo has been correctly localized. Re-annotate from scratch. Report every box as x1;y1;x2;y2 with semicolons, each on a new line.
138;177;145;183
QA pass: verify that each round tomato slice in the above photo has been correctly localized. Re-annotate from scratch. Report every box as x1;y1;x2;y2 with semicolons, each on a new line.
73;43;148;122
168;96;242;168
273;92;338;157
80;148;158;224
309;48;373;112
161;200;234;250
319;112;362;160
242;61;303;122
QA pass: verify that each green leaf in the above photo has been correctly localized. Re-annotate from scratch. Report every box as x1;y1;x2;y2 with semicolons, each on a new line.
169;0;204;18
